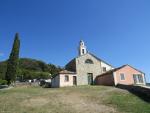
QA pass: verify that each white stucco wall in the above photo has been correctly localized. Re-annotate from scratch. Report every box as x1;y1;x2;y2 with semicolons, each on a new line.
101;61;113;73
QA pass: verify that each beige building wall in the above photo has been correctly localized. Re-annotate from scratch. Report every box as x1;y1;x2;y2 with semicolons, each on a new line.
52;74;76;87
59;74;75;87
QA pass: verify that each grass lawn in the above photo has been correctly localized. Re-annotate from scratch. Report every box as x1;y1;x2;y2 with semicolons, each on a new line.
0;85;150;113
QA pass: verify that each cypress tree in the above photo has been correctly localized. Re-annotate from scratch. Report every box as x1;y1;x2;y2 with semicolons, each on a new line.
5;33;20;85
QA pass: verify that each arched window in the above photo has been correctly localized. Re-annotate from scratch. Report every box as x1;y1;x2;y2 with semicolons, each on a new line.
64;75;69;82
85;59;94;64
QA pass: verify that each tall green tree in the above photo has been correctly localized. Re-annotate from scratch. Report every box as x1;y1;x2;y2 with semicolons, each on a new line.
5;33;20;85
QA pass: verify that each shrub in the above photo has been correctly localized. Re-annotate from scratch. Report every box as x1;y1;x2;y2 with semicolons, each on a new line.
0;79;8;85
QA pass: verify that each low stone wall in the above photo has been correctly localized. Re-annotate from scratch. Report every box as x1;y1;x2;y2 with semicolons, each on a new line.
15;82;39;87
0;85;8;89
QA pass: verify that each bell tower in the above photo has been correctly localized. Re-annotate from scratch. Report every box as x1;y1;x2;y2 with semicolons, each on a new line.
78;40;87;56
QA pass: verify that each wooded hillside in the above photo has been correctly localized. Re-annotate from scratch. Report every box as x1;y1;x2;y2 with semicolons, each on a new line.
0;58;62;80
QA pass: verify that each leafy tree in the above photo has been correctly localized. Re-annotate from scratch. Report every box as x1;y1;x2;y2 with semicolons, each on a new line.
19;58;49;72
0;61;7;79
37;60;49;72
48;64;63;75
19;58;41;71
5;33;20;85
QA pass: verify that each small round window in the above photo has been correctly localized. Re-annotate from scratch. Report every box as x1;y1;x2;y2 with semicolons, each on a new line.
85;59;94;64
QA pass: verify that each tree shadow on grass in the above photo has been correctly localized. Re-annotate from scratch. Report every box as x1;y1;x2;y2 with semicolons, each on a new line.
116;84;150;103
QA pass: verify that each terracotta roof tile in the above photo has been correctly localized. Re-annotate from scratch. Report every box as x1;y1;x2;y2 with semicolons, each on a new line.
59;70;76;74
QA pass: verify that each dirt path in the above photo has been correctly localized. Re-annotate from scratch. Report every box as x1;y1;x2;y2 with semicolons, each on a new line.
57;88;119;113
20;87;128;113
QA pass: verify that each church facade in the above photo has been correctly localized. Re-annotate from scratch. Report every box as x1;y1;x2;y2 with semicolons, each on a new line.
65;40;113;85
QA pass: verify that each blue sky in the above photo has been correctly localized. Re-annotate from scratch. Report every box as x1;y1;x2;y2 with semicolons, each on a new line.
0;0;150;82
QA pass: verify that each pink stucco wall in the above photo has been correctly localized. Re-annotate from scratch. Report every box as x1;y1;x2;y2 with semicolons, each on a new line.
115;65;145;85
52;74;77;87
96;65;146;86
59;74;77;87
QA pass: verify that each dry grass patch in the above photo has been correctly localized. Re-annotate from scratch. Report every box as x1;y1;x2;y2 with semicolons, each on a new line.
0;85;149;113
21;97;49;107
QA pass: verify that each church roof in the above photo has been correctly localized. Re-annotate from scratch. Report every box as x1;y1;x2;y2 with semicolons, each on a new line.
59;70;76;74
53;70;76;78
89;53;113;67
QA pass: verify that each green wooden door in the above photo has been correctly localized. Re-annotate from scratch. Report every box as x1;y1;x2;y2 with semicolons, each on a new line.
87;73;93;85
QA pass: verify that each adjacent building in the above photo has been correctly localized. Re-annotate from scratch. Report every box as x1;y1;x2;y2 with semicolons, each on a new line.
95;65;146;86
51;70;76;87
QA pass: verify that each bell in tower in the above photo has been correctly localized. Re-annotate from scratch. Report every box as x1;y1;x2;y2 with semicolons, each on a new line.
78;40;87;56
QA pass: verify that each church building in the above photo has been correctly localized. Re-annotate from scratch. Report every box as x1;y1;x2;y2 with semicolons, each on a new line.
65;40;114;85
51;40;114;87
